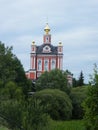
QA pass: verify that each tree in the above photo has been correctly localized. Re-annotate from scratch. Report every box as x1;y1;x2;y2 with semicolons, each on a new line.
35;69;70;94
12;56;32;96
33;89;73;120
0;100;23;130
22;97;49;130
0;42;15;86
0;41;32;95
83;65;98;130
0;85;49;130
2;81;23;100
78;71;84;86
0;81;24;130
70;86;88;119
72;77;78;87
0;42;49;130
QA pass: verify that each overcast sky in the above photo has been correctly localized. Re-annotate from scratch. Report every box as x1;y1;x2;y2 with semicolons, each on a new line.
0;0;98;83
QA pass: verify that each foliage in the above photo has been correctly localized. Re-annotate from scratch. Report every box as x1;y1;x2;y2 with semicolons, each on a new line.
73;71;85;87
0;82;50;130
33;89;73;120
0;94;49;130
0;120;86;130
2;81;23;99
72;77;78;87
0;41;32;95
0;42;15;86
70;86;88;119
0;100;22;130
83;65;98;130
0;41;49;130
22;98;49;130
78;71;84;86
35;69;70;94
0;81;23;130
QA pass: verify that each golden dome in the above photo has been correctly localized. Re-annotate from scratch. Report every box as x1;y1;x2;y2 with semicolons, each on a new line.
58;42;63;46
32;41;35;45
44;23;50;34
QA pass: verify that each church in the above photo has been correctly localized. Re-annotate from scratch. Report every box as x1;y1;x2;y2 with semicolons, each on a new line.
26;23;63;80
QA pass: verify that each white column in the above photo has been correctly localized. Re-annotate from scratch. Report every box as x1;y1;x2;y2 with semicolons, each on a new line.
30;56;32;69
58;57;59;69
33;57;35;69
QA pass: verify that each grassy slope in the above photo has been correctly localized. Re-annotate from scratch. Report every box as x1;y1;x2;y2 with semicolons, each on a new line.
0;126;8;130
49;120;85;130
0;120;85;130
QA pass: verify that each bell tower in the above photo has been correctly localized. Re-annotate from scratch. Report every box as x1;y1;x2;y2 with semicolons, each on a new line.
43;23;51;44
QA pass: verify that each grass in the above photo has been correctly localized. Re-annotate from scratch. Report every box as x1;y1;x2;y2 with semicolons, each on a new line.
48;120;86;130
0;120;85;130
0;126;9;130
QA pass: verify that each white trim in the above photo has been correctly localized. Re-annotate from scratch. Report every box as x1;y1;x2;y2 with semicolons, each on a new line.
30;56;32;69
33;57;35;69
60;58;63;70
58;57;59;69
37;55;58;57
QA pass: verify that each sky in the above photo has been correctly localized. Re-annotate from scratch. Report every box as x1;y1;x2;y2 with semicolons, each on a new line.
0;0;98;83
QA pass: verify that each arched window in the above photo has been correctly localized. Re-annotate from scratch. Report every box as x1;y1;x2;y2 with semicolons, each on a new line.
44;60;48;71
51;60;56;70
38;59;42;71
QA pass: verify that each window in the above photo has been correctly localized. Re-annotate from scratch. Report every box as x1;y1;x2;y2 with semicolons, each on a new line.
37;59;42;71
43;45;51;53
44;60;48;71
51;60;56;70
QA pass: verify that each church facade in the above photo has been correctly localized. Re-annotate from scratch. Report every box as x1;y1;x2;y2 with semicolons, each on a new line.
26;23;63;80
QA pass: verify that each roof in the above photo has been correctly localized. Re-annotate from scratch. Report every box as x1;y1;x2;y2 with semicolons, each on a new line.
36;44;58;55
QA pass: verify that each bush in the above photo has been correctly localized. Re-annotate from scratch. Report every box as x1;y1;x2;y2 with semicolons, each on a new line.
70;86;88;119
35;69;70;94
33;89;73;120
83;65;98;130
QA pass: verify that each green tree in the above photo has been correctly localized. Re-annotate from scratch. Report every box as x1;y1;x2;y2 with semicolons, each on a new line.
35;69;70;94
12;56;32;96
2;81;23;100
0;41;32;95
34;89;73;120
0;42;15;86
72;77;78;87
83;65;98;130
0;100;23;130
78;71;84;86
22;97;49;130
70;86;88;119
0;91;49;130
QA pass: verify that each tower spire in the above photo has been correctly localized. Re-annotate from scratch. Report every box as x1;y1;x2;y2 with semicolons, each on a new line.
43;23;51;44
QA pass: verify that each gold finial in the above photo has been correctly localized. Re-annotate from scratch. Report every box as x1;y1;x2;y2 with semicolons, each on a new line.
58;42;63;46
32;41;35;45
44;23;50;34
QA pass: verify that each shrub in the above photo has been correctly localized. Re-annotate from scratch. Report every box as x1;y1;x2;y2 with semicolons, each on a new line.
70;86;88;119
33;89;73;120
